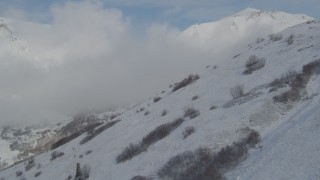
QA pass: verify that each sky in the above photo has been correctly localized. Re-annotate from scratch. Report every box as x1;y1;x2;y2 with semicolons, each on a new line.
0;0;318;126
0;0;319;29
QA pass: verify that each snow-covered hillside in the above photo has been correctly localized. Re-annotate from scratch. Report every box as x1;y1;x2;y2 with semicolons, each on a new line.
181;8;313;50
1;16;320;180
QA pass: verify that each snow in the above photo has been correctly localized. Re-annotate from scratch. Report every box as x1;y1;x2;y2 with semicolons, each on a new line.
0;10;320;180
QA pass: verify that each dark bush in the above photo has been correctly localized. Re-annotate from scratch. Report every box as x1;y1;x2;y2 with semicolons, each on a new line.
25;157;35;171
50;151;64;161
230;85;244;99
80;120;120;145
131;175;153;180
213;142;248;169
192;95;199;101
117;118;184;163
34;171;42;177
172;74;200;92
158;148;222;180
144;111;150;116
245;130;261;147
79;154;83;158
303;59;320;76
161;110;167;116
141;118;184;147
183;126;195;139
243;55;266;75
269;70;297;87
273;89;301;103
153;96;162;103
210;105;218;110
85;150;92;155
116;143;145;163
183;107;200;119
16;171;23;177
269;33;283;41
286;34;294;45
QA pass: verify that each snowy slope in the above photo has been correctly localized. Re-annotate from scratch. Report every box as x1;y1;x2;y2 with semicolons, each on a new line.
1;18;320;180
181;8;313;50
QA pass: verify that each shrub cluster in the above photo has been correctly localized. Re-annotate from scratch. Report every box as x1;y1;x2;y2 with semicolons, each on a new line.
80;120;120;145
34;171;42;177
153;96;162;103
182;126;195;139
286;34;294;45
25;157;35;171
16;171;23;177
116;118;184;163
131;175;153;180
172;74;200;92
273;59;320;103
192;95;199;101
269;33;283;41
243;55;266;75
157;130;261;180
230;85;244;99
183;107;200;119
161;110;167;116
50;151;64;161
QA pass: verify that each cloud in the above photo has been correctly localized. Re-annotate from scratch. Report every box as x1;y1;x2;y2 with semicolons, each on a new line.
0;1;312;126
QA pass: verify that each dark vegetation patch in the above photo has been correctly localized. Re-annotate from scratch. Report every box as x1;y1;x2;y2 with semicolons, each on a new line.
272;59;320;103
182;126;195;139
116;118;184;163
153;96;162;103
50;151;64;161
157;129;260;180
172;74;200;92
243;55;266;75
183;107;200;119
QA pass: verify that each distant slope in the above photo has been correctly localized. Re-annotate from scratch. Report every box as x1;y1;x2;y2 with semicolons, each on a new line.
181;8;313;51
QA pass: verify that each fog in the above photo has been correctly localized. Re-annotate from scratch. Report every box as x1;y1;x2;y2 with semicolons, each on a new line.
0;1;293;126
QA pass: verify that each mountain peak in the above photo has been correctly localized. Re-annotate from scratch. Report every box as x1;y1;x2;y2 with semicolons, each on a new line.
235;7;261;16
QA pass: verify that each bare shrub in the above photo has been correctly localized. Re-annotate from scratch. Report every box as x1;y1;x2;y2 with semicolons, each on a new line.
85;150;92;155
303;59;320;76
192;95;199;101
25;157;35;171
269;33;283;41
16;171;23;177
50;151;64;161
183;107;200;119
210;105;218;110
230;85;244;99
131;175;153;180
144;111;150;116
158;148;222;180
34;171;42;177
214;142;248;169
116;143;145;163
79;154;83;158
172;74;200;92
273;89;301;103
245;130;261;147
286;34;294;45
82;164;91;178
153;96;162;103
243;55;266;74
161;110;167;116
183;126;195;139
117;118;184;163
269;70;297;87
141;118;184;146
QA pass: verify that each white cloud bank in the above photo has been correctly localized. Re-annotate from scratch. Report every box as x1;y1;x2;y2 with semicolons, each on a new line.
0;1;312;126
